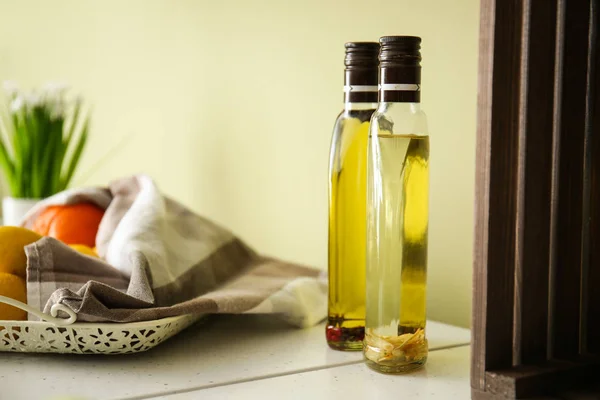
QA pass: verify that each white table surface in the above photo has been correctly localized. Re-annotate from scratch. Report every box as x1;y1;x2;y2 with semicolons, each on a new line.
161;346;471;400
0;315;470;400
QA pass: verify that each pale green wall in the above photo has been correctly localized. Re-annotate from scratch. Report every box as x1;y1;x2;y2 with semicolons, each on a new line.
0;0;479;327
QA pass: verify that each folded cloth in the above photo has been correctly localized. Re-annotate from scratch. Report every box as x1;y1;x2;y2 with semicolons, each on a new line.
21;175;327;328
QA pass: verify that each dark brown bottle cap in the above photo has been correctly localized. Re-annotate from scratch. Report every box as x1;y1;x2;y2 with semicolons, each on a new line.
344;42;380;69
343;42;379;103
378;36;422;103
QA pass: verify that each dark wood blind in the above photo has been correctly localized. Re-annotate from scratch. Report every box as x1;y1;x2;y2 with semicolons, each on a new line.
472;0;599;398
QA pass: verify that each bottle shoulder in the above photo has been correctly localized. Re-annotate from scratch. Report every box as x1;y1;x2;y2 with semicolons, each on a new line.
332;108;376;139
336;108;377;123
371;103;429;136
329;109;372;173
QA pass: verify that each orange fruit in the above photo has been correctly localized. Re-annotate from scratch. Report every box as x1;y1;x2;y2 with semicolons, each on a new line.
0;226;42;279
0;272;27;320
31;203;105;248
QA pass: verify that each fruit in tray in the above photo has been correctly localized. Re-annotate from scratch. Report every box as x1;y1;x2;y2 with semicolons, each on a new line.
0;226;42;278
31;202;104;248
0;204;105;321
0;226;42;321
69;244;98;258
0;272;26;321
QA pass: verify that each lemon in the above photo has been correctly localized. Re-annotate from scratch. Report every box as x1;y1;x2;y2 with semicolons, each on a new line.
69;244;98;258
0;272;27;321
0;226;42;279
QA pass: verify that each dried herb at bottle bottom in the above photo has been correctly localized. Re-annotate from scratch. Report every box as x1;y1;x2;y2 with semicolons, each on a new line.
364;328;428;365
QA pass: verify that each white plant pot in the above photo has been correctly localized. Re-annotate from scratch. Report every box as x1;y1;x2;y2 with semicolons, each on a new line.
2;197;40;226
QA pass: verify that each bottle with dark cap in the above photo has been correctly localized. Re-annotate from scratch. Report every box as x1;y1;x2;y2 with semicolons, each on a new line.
327;42;379;351
364;36;429;372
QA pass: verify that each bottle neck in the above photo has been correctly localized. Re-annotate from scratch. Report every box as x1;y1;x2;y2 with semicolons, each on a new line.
377;102;421;112
378;66;421;103
344;69;378;104
344;102;378;111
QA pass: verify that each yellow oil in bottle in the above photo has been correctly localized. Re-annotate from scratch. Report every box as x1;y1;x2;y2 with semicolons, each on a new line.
327;112;372;350
364;133;429;372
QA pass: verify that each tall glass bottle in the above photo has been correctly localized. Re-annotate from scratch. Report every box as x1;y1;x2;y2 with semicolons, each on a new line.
327;42;379;351
364;36;429;372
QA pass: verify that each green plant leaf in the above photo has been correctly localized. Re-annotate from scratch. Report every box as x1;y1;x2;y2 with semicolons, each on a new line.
60;117;88;190
30;107;47;198
0;88;90;198
0;135;17;196
64;99;81;145
11;112;23;195
0;111;18;196
73;130;136;187
49;118;66;196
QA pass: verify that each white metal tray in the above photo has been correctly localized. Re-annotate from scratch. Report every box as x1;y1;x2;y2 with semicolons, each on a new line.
0;295;202;355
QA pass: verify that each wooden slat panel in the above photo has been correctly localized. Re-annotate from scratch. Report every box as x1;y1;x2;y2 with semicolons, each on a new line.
551;0;591;360
473;0;599;398
560;382;600;400
579;0;597;356
514;0;558;365
547;0;565;364
585;0;599;356
472;0;523;391
483;359;600;399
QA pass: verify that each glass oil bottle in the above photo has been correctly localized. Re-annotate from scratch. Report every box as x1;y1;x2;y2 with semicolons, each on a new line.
327;42;379;351
364;36;429;372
